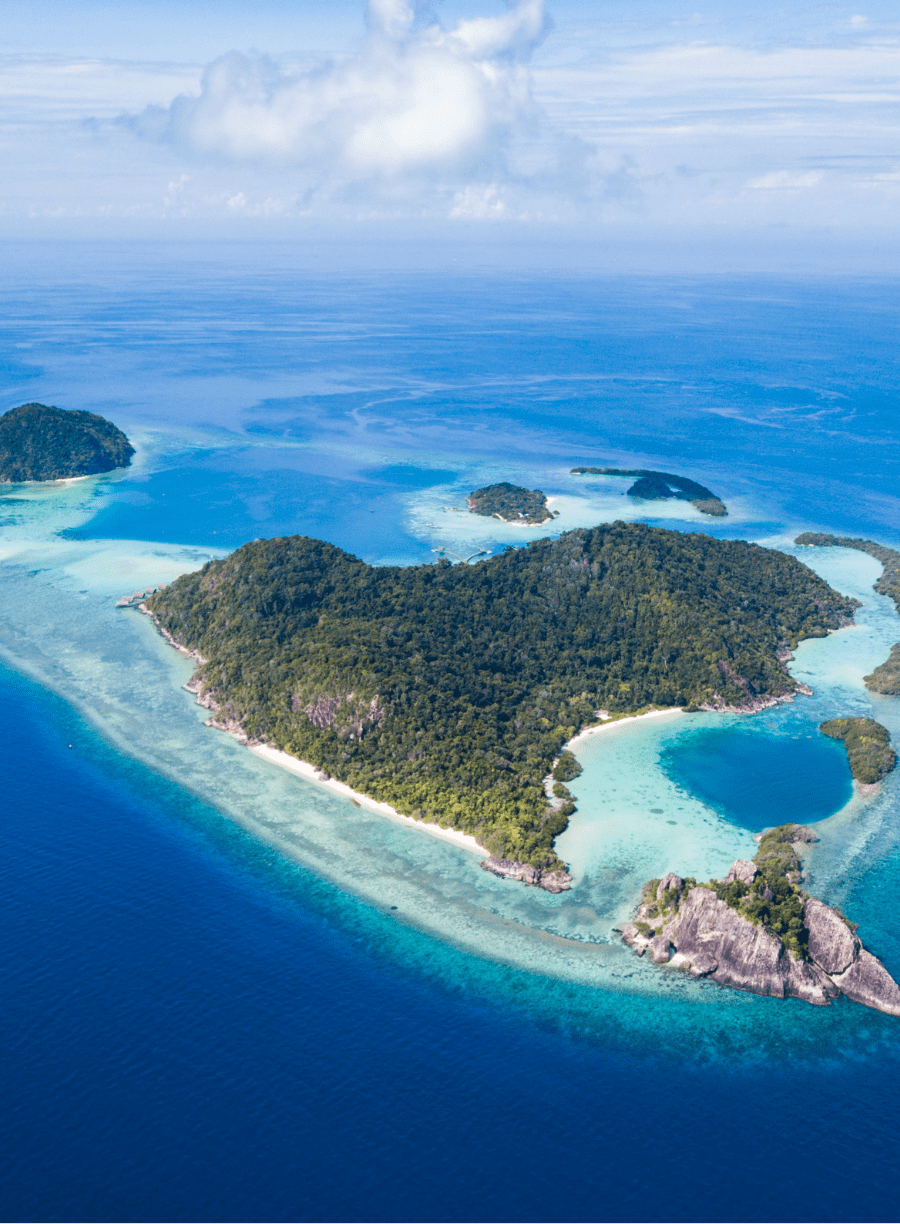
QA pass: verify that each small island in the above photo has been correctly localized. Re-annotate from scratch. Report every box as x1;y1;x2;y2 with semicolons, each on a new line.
572;467;728;517
820;717;896;784
0;402;134;483
795;533;900;693
146;523;855;890
622;825;900;1016
467;482;555;524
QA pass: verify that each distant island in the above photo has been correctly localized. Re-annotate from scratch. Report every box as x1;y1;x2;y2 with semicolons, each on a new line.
795;533;900;693
0;403;134;483
467;482;555;524
146;523;855;889
622;825;900;1016
572;467;728;517
820;717;896;783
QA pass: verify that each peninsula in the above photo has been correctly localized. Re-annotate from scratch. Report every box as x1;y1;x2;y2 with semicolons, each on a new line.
0;402;134;482
623;825;900;1016
467;482;554;524
820;717;896;783
795;533;900;693
572;467;727;516
146;523;855;887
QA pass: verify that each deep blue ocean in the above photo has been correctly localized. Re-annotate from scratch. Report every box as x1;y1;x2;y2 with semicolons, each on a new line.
2;244;900;1222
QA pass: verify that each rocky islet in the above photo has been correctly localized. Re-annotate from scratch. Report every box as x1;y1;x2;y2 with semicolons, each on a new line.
622;825;900;1016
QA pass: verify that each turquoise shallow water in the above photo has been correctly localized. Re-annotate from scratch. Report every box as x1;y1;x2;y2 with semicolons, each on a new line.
2;247;900;1220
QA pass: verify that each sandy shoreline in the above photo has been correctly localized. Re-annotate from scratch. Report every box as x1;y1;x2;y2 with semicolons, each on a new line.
139;604;487;857
253;711;685;861
146;602;682;863
248;744;489;856
566;706;684;751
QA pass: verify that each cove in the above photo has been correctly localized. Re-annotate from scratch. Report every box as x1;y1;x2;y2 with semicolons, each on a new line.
660;726;853;832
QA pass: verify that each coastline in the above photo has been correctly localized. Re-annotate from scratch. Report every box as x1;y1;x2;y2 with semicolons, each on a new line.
566;707;684;751
149;583;681;870
140;606;490;857
247;743;489;856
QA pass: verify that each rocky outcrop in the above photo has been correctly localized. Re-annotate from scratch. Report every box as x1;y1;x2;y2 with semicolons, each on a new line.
623;886;838;1006
480;858;572;893
832;951;900;1017
724;859;758;886
141;606;207;666
623;852;900;1017
803;897;858;975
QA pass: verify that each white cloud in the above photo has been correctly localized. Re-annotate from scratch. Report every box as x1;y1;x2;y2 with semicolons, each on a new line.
745;171;823;191
448;182;507;218
131;0;553;184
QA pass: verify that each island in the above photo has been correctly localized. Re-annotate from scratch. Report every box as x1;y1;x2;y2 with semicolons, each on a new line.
795;533;900;693
146;522;856;889
0;402;134;482
820;717;896;783
571;467;728;517
622;825;900;1016
467;482;555;524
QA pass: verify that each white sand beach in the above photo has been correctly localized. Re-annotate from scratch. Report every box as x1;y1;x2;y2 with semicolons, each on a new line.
566;707;684;751
248;743;489;856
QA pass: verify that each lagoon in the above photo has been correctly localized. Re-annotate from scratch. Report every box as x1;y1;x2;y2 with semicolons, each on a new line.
661;726;853;832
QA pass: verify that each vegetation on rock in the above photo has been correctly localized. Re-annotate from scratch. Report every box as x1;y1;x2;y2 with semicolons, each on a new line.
639;825;817;959
467;482;554;524
820;717;896;784
552;750;583;783
626;826;900;1014
571;467;727;516
865;644;900;696
0;403;134;482
147;523;855;869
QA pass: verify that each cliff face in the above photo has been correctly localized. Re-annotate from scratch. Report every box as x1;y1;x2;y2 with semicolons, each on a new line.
622;863;900;1017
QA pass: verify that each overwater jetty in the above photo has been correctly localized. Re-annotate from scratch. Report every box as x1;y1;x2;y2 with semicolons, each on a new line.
115;586;165;608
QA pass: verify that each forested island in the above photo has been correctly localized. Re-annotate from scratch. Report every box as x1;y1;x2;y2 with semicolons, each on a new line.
572;467;728;517
820;717;896;783
0;403;134;482
467;482;554;524
623;825;900;1015
147;523;855;883
796;533;900;693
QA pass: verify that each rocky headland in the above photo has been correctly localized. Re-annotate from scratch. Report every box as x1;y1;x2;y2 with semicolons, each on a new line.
622;825;900;1016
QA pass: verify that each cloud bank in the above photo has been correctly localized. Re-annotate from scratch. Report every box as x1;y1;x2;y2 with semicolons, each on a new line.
133;0;554;186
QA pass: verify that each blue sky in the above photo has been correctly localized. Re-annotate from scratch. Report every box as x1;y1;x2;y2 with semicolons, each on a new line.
2;1;899;267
